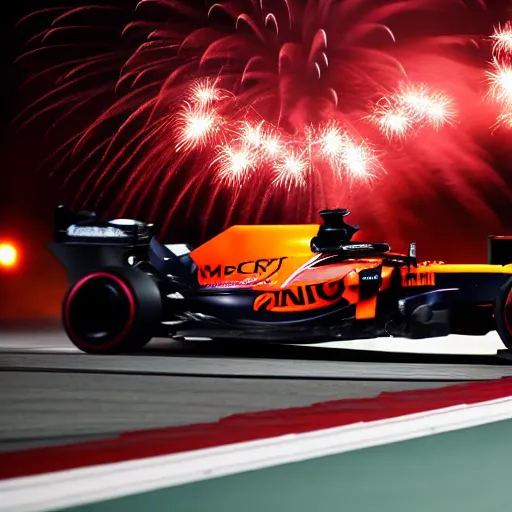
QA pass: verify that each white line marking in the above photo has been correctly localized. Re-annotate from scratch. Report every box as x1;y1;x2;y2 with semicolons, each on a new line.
298;332;506;355
0;347;79;354
2;396;512;512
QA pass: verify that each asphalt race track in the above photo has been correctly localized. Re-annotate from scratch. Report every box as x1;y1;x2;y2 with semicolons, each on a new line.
1;327;512;453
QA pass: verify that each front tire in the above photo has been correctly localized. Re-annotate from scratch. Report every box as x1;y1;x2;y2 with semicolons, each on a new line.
494;276;512;350
62;266;161;354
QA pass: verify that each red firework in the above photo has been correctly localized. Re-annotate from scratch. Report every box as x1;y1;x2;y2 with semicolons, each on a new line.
14;0;511;243
487;23;512;131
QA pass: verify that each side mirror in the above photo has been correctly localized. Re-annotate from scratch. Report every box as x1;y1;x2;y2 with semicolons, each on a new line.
408;242;417;268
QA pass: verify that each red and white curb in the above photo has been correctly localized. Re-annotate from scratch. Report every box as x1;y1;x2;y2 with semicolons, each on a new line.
2;395;512;512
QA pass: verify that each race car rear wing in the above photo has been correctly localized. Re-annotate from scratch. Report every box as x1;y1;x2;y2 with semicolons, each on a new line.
52;205;154;245
47;206;155;283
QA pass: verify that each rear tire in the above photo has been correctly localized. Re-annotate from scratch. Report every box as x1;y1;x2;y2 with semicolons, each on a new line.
494;276;512;350
62;266;161;354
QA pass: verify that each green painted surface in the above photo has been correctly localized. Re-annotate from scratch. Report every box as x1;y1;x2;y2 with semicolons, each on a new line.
64;419;512;512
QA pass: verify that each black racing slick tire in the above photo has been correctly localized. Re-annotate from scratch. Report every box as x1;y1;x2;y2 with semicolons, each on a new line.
495;276;512;350
62;266;162;354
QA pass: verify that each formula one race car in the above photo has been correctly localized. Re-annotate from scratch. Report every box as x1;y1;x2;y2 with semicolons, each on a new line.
48;205;512;354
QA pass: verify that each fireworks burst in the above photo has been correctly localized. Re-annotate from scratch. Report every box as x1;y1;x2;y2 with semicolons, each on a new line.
487;60;512;105
487;23;512;130
318;122;346;160
399;84;456;130
213;144;256;186
315;121;376;179
172;83;381;188
189;78;227;107
273;150;308;189
370;83;456;140
490;22;512;58
340;140;377;181
370;101;414;140
14;0;509;239
175;101;219;152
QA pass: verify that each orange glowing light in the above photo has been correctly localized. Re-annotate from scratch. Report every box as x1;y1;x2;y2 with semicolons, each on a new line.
0;243;17;268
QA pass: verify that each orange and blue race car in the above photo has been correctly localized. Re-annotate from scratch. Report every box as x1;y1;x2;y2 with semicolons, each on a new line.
48;205;512;354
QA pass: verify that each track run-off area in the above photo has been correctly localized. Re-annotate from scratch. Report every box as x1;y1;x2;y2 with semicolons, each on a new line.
2;327;512;511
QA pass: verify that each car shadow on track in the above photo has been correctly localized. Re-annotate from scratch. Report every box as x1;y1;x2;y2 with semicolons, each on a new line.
1;319;510;366
142;337;512;366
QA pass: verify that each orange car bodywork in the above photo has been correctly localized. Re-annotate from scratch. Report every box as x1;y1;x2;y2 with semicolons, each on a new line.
190;224;512;321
